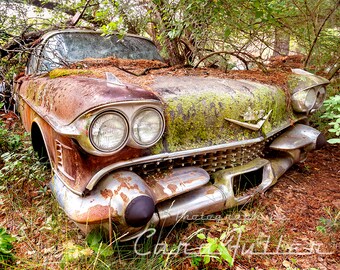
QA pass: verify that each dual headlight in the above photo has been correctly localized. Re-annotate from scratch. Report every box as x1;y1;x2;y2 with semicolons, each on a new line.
89;108;164;152
291;86;326;113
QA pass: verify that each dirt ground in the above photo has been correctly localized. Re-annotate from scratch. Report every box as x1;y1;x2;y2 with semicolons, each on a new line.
242;143;340;269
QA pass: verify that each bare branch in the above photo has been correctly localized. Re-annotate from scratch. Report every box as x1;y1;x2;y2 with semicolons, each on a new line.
303;0;340;68
194;51;265;71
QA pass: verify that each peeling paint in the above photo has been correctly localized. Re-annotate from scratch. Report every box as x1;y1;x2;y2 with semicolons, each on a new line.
100;189;113;199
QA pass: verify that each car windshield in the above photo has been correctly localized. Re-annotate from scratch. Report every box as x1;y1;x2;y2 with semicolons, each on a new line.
38;32;163;72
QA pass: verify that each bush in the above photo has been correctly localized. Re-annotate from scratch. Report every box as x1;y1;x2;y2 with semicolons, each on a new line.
0;228;16;262
321;95;340;144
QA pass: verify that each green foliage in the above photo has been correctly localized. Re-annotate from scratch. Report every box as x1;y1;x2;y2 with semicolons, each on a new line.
0;228;16;262
86;230;114;257
194;231;233;267
0;116;49;187
61;241;94;268
0;112;21;154
321;94;340;143
0;144;48;183
0;0;339;71
61;229;114;268
316;208;339;234
100;16;127;38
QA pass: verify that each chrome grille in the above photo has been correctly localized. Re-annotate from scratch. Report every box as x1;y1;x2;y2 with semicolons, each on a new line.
126;134;279;177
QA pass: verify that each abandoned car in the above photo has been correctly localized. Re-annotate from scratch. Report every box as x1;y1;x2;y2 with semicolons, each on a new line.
14;29;329;240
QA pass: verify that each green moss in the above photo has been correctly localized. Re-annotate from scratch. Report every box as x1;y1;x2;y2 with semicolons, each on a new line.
151;85;294;153
150;140;164;155
49;68;92;79
288;74;329;93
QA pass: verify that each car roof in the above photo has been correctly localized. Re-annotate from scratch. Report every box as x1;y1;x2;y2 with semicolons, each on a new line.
40;29;155;44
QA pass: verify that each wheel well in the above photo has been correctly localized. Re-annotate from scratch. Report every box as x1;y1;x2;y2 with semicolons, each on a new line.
31;122;49;164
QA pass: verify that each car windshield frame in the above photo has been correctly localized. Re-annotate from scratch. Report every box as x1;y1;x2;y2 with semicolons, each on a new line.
28;31;163;74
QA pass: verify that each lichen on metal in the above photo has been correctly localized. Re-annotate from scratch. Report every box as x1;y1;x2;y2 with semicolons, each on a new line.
150;76;291;153
49;68;93;79
288;71;329;93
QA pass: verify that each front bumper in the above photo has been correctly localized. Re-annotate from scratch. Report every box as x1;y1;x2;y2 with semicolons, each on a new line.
50;124;325;240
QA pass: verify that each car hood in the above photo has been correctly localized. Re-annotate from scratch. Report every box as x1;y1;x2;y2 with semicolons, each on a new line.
149;75;290;153
18;75;161;127
19;66;325;153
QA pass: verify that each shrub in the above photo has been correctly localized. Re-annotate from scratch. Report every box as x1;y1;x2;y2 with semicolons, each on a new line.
321;95;340;144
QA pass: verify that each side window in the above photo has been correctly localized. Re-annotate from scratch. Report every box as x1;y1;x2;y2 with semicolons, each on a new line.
38;35;67;73
27;46;41;75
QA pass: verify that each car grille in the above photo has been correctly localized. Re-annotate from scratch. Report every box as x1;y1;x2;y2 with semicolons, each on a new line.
125;134;280;177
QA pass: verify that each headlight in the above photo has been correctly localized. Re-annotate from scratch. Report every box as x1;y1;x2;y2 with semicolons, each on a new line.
292;86;326;113
313;86;326;110
90;112;128;152
132;108;164;146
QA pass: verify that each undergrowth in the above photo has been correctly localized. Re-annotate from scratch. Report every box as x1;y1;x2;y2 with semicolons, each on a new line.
310;80;340;141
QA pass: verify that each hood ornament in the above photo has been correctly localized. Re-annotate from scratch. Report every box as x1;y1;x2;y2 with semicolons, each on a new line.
106;72;124;86
225;109;272;131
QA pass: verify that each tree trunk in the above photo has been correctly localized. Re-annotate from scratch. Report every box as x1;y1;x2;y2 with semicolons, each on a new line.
273;28;290;56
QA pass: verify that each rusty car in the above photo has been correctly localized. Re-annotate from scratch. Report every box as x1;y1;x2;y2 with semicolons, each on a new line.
13;29;329;240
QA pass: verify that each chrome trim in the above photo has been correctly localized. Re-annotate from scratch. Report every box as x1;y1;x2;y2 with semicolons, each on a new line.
225;110;272;131
74;101;165;156
270;123;322;151
86;121;298;190
89;110;129;153
53;170;83;195
130;107;165;148
291;69;329;93
152;154;295;228
39;29;157;48
291;82;328;94
20;96;163;138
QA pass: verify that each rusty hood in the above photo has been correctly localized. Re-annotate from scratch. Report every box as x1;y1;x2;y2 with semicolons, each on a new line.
18;75;160;127
18;61;327;153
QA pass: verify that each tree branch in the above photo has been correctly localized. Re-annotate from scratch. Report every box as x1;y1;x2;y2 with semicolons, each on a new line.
194;50;269;72
12;0;106;26
303;0;340;68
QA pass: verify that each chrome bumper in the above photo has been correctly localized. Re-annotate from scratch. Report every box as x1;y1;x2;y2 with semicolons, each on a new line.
50;124;325;240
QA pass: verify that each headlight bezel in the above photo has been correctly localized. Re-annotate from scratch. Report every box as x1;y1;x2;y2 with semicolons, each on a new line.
131;107;165;148
291;84;327;113
89;110;129;153
73;101;165;156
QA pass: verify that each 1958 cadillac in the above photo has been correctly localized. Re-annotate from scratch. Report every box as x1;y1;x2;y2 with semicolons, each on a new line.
14;29;329;240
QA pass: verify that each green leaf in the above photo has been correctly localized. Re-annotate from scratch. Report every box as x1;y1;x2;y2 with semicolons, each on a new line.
197;233;206;240
201;243;213;255
93;243;114;257
217;244;233;266
220;232;227;241
86;230;102;247
203;254;211;264
224;28;231;38
327;138;340;144
0;228;16;257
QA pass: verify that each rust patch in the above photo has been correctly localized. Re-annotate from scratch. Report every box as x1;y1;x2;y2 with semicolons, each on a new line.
206;187;217;195
120;192;129;203
100;189;113;199
73;205;119;223
167;184;178;193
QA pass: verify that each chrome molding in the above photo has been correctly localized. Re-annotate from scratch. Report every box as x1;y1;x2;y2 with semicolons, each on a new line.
225;110;272;131
86;121;296;190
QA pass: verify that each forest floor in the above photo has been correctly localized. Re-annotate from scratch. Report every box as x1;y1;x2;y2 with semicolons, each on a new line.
168;143;340;270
